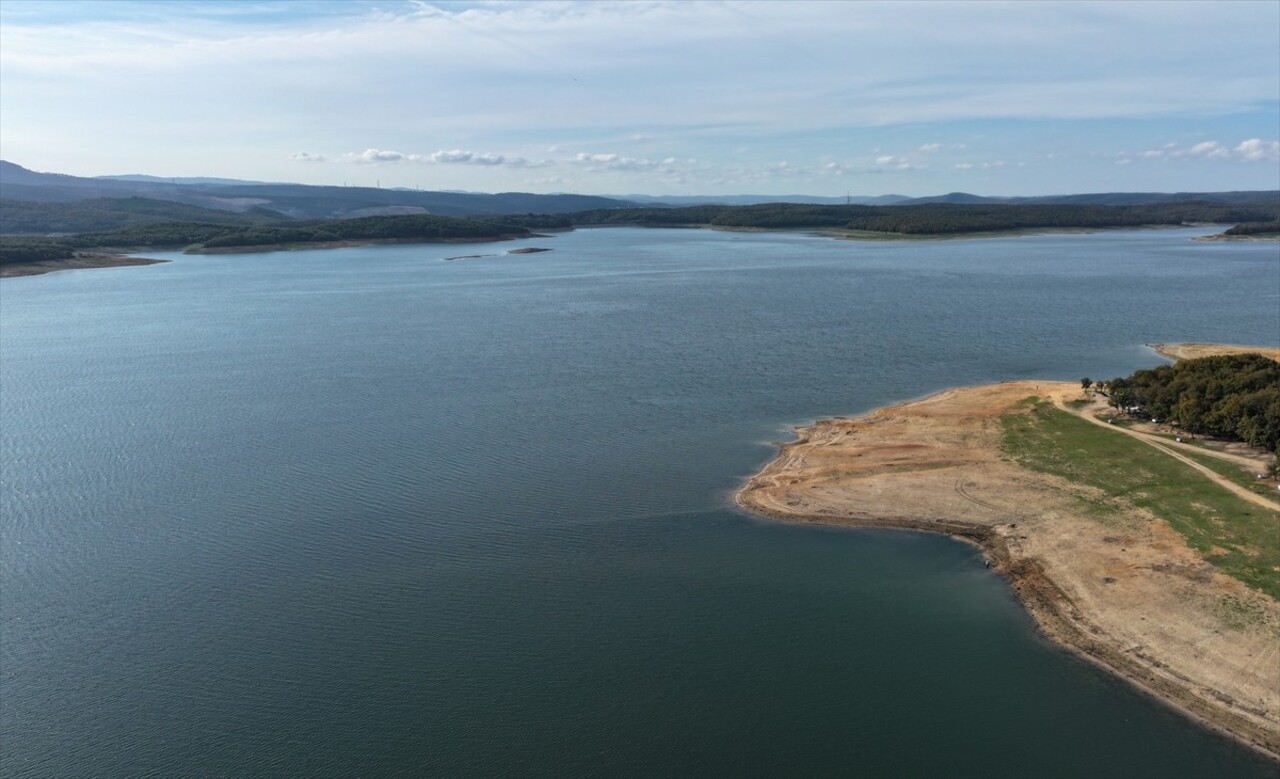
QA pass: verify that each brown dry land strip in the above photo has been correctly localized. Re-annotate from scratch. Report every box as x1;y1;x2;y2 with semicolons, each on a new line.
1151;342;1280;363
738;360;1280;760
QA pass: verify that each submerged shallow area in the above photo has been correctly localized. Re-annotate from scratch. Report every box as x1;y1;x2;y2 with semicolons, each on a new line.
3;227;1278;776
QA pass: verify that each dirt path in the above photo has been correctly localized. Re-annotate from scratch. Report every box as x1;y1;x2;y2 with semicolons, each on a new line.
1049;393;1280;512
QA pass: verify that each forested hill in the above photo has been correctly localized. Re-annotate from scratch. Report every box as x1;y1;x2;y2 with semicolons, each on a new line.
0;161;637;219
569;199;1280;234
0;197;286;234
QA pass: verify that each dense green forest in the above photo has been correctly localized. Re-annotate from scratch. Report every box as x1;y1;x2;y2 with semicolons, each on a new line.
1223;220;1280;236
1102;354;1280;453
570;200;1280;233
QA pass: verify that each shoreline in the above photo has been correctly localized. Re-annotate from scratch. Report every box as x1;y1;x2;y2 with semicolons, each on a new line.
4;223;1251;276
1151;342;1280;362
0;253;168;278
736;378;1280;762
186;232;535;255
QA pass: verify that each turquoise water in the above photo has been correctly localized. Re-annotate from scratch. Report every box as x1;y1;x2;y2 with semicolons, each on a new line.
2;227;1278;777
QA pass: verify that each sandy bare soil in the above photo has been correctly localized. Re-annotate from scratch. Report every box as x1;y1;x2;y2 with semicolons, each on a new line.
1152;343;1280;362
738;379;1280;760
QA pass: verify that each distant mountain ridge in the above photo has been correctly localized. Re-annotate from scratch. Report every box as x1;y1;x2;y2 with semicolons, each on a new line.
617;193;912;206
97;174;274;186
2;161;1277;234
899;190;1279;206
0;161;638;219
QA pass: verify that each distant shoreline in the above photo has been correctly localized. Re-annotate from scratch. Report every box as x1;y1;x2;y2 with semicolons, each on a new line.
1193;233;1280;242
187;233;536;255
0;253;168;278
0;234;542;278
0;222;1258;278
737;355;1280;761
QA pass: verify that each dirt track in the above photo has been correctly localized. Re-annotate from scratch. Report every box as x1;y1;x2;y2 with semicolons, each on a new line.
1052;393;1280;512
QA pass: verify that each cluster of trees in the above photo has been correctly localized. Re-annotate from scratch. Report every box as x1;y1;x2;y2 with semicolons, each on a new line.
1102;354;1280;453
0;237;78;264
569;200;1280;235
570;205;732;226
1223;220;1280;236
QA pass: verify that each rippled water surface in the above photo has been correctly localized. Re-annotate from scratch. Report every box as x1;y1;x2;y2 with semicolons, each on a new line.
3;227;1278;777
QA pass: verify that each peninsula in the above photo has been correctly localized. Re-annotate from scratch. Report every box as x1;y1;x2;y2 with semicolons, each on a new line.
0;252;167;278
738;345;1280;760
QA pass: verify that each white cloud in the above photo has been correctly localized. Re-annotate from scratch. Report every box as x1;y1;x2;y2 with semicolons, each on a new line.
344;147;551;168
1129;138;1279;163
918;143;942;153
573;152;658;171
430;149;505;165
954;162;973;170
1186;141;1229;159
1235;138;1280;162
506;157;554;169
353;148;414;163
291;151;326;162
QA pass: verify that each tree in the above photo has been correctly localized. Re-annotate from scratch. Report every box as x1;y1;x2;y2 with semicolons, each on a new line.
1081;377;1093;391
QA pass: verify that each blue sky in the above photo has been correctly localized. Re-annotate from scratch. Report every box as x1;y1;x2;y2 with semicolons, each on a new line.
1;0;1277;196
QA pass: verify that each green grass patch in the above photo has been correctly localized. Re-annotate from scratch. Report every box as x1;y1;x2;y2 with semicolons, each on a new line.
1002;400;1280;599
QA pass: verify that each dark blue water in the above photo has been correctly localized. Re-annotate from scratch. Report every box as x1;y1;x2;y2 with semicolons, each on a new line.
3;227;1278;777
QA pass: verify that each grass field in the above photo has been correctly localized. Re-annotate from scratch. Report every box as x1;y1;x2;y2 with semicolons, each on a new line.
1173;445;1280;499
1002;400;1280;599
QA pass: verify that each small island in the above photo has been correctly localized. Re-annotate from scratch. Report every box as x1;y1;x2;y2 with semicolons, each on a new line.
738;344;1280;760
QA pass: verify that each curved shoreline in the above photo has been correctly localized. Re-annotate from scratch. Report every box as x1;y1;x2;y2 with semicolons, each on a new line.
736;379;1280;762
1151;342;1280;362
0;253;167;278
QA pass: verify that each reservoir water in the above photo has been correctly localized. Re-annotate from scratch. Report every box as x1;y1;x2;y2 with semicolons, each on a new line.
2;227;1278;777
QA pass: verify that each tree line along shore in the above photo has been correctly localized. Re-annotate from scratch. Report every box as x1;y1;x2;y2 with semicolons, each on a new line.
2;197;1278;273
737;346;1280;761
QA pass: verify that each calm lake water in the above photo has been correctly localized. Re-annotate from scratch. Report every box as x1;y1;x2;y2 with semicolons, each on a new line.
2;227;1278;777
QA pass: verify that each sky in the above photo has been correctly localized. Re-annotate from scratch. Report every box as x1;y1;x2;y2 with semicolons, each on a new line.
1;0;1278;197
